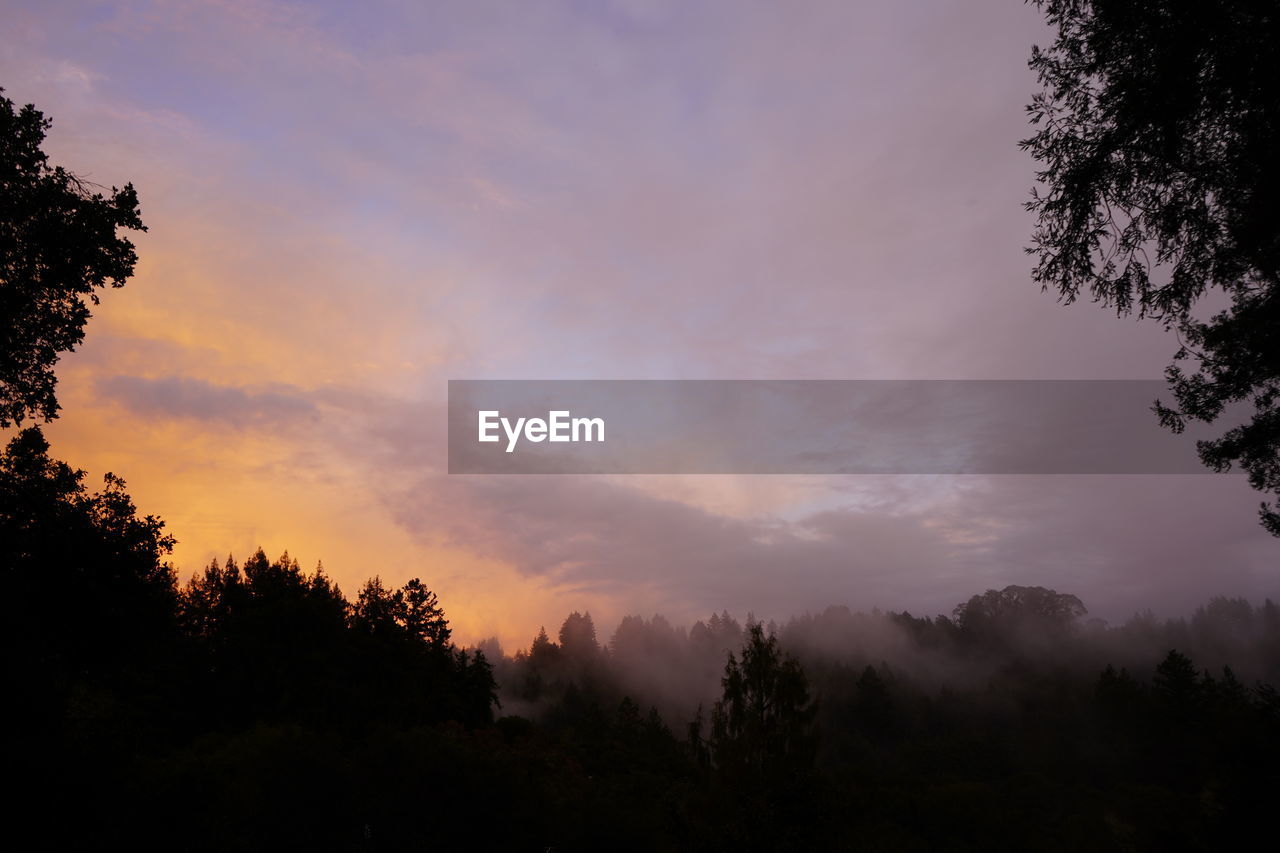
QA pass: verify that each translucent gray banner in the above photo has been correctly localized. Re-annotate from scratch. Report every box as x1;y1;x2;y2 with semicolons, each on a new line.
447;380;1223;474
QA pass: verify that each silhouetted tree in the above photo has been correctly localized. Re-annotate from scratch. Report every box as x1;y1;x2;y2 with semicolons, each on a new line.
529;624;560;666
351;574;450;644
1153;648;1203;718
2;426;181;844
1022;1;1280;532
402;577;450;649
706;623;819;850
710;623;815;777
0;88;146;426
352;575;402;638
952;584;1086;648
178;550;352;726
854;664;896;740
558;610;600;659
2;427;176;682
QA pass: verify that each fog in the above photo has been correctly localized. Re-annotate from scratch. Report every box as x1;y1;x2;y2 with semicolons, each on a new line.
481;586;1280;731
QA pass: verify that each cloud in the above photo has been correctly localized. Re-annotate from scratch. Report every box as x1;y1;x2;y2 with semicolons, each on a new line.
5;0;1275;647
96;375;315;425
375;447;1278;629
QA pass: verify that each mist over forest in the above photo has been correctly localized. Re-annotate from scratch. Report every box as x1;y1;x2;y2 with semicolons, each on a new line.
6;0;1280;849
485;588;1280;733
8;421;1277;849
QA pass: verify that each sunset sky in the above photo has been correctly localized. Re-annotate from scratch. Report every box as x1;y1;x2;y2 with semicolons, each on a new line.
3;0;1275;651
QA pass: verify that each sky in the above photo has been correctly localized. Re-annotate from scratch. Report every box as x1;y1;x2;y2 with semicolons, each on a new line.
2;0;1276;650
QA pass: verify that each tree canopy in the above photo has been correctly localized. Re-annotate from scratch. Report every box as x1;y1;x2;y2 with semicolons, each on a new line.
1022;0;1280;532
0;87;145;426
709;623;816;778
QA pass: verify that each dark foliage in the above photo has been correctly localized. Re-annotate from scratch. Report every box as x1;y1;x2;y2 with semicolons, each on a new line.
3;430;500;849
6;78;1279;851
0;88;146;426
7;429;1278;849
1022;0;1280;532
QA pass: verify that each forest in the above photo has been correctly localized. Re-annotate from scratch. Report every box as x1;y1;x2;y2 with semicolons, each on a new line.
5;1;1280;847
6;424;1277;850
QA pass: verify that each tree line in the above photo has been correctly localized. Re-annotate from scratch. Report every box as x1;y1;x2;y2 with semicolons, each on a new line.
6;422;1278;849
5;0;1280;841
